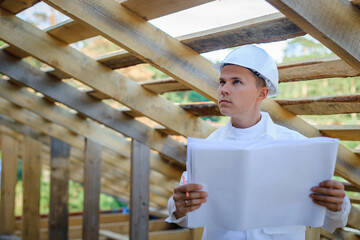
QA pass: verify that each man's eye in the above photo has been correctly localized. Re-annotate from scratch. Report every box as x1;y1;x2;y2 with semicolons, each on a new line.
234;80;241;84
219;80;225;85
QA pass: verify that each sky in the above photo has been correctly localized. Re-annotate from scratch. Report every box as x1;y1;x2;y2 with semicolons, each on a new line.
17;0;290;63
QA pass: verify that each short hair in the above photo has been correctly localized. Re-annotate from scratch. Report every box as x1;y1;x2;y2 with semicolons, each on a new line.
221;63;267;89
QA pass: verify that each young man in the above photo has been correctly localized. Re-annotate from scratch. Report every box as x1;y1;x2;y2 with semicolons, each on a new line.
166;45;351;240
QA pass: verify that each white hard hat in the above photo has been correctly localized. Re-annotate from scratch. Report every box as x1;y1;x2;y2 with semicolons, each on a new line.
213;45;279;97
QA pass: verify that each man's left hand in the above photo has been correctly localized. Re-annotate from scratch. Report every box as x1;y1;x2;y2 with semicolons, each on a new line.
310;180;346;212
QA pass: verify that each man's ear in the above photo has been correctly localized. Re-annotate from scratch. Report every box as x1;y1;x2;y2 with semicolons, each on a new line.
258;87;269;100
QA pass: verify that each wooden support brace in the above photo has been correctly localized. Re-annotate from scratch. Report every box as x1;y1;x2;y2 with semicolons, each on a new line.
49;137;70;240
130;140;150;240
83;139;102;240
0;134;19;234
21;136;42;240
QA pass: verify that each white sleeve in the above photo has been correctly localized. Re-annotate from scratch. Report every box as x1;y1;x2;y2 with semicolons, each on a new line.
165;172;188;227
322;195;351;233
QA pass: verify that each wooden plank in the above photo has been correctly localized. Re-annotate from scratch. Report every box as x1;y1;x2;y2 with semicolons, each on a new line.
140;79;191;95
49;137;70;240
0;10;214;140
347;206;360;229
178;12;305;53
0;134;19;234
83;139;102;240
21;136;42;240
316;125;360;141
121;0;214;20
1;45;28;59
305;227;320;240
130;140;150;240
45;19;99;44
349;195;360;204
343;182;360;192
42;0;219;102
0;77;183;181
0;49;187;165
278;56;360;83
351;0;360;7
0;0;39;14
276;95;360;115
265;0;360;72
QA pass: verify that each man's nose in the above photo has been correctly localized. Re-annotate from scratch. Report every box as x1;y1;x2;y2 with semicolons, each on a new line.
221;83;230;95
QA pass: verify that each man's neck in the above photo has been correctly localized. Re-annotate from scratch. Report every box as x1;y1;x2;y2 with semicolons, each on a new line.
231;112;262;129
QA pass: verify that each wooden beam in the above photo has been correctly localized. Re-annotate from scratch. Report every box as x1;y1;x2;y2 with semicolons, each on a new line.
49;137;70;240
347;205;360;229
0;77;183;180
278;56;360;83
0;49;187;165
305;227;320;240
0;7;215;138
0;134;19;234
121;0;214;20
316;125;360;141
130;140;150;240
21;136;42;240
42;0;219;102
83;139;102;240
276;95;360;115
265;0;360;72
351;0;360;7
349;195;360;204
178;12;305;53
0;0;39;14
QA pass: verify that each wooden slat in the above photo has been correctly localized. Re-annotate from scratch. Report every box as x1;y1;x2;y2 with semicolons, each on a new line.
0;134;19;234
0;0;39;14
0;102;178;205
349;195;360;204
0;8;215;139
265;0;360;73
45;19;99;45
316;125;360;141
350;0;360;7
343;182;360;192
278;56;360;83
83;139;102;240
21;136;42;240
178;12;305;53
42;0;219;102
305;227;320;240
1;45;29;59
140;79;191;94
121;0;215;20
0;49;187;165
276;95;360;115
347;205;360;229
130;140;150;240
49;137;70;240
0;77;183;181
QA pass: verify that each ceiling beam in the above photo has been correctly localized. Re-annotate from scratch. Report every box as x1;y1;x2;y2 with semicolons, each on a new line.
0;8;215;139
0;49;187;165
316;125;360;141
265;0;360;72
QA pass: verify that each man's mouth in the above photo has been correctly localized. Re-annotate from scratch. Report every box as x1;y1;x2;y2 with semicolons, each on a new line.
219;99;231;104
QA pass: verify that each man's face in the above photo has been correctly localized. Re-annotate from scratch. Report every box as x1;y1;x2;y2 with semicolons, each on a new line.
217;64;265;117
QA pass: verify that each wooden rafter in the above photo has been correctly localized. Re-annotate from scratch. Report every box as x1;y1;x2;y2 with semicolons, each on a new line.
0;0;39;14
0;49;187;165
0;9;215;139
121;0;215;20
316;125;360;141
265;0;360;72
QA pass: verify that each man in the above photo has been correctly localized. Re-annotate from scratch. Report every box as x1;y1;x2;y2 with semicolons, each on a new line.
166;45;351;240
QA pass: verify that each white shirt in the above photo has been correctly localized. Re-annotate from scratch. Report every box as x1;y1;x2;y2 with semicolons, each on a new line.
166;112;351;240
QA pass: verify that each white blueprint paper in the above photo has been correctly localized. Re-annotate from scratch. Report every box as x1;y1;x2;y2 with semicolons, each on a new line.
186;137;339;231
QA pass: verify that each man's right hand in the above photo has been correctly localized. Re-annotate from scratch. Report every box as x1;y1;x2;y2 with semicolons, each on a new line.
172;184;208;219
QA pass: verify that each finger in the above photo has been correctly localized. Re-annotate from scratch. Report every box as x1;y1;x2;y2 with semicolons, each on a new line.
183;198;207;207
318;180;344;190
312;200;341;212
311;187;346;198
173;191;208;201
310;193;344;205
174;184;203;193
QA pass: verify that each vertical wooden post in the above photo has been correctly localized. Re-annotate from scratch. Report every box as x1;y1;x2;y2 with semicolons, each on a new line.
49;137;70;240
21;136;42;240
0;134;19;235
305;226;320;240
82;138;102;240
130;139;150;240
